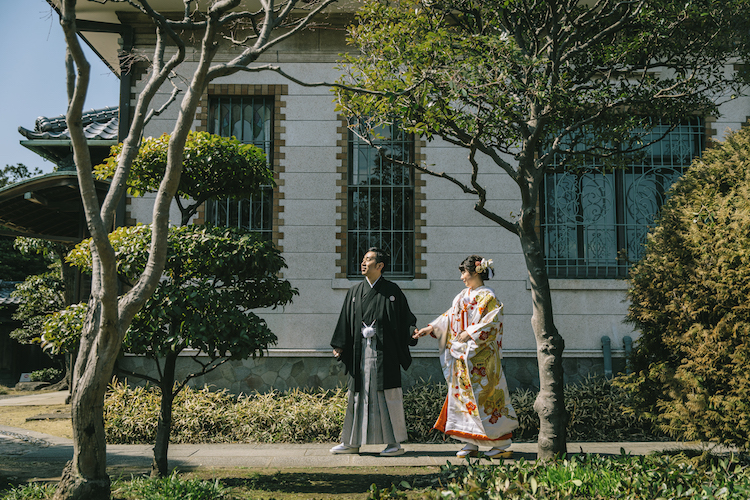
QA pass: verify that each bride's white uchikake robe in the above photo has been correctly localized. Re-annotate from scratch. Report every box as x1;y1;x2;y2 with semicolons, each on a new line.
429;286;518;446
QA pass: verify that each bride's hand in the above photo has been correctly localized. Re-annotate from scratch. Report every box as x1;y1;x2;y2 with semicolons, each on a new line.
456;331;471;343
413;325;434;339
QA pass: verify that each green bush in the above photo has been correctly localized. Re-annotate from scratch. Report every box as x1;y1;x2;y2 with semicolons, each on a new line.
111;471;227;500
511;376;663;442
373;453;750;499
0;473;226;500
619;126;750;448
105;382;347;444
28;368;63;383
104;376;660;445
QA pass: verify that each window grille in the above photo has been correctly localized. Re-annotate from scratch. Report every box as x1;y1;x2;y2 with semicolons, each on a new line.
205;96;274;238
542;117;704;278
347;123;415;278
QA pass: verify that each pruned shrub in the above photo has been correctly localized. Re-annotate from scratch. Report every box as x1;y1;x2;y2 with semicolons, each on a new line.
404;381;447;442
105;376;660;444
618;126;750;448
105;383;161;444
29;368;63;383
104;381;347;444
229;387;347;443
511;375;662;441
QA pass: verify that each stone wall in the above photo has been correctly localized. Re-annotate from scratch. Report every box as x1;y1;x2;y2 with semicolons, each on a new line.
116;353;626;394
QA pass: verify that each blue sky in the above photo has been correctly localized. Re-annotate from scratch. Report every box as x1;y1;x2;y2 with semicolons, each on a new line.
0;2;120;174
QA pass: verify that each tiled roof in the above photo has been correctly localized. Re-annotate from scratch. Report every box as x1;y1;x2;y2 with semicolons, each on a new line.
18;107;119;141
0;281;20;306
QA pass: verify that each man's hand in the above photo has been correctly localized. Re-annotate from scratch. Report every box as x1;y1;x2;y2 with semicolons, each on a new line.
333;348;343;358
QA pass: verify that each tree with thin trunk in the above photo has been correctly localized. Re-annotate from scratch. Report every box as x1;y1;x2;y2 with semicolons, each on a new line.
93;131;287;477
334;0;749;459
46;223;297;478
53;0;337;498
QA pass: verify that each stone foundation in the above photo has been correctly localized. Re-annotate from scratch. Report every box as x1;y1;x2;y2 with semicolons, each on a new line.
116;353;626;394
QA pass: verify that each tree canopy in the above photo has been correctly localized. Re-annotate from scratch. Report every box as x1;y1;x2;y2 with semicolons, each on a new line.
0;163;42;188
95;131;272;225
65;224;295;358
49;223;296;365
10;271;66;347
337;0;747;185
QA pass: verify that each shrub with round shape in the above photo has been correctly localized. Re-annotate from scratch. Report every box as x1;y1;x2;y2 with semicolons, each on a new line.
619;126;750;448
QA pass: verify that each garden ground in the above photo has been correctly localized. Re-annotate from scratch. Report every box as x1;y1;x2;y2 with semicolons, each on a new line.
0;390;740;499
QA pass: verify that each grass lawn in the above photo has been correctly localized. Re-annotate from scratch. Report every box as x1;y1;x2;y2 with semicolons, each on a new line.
5;453;750;499
1;465;441;499
0;405;72;440
183;466;440;499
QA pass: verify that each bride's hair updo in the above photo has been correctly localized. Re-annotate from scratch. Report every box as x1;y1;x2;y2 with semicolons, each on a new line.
459;254;491;281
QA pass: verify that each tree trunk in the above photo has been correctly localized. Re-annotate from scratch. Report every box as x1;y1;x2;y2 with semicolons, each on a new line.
61;258;77;401
151;351;177;478
518;215;568;459
53;302;120;500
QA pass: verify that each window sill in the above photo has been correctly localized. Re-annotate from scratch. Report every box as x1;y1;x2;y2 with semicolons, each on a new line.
331;278;431;290
526;278;629;291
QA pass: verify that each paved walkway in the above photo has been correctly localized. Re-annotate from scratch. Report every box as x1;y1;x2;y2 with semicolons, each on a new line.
0;391;732;471
0;390;69;406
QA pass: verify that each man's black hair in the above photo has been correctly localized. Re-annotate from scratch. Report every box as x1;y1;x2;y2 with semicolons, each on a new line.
367;247;390;271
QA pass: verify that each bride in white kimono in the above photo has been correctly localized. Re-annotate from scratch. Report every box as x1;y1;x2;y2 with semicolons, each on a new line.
414;255;518;458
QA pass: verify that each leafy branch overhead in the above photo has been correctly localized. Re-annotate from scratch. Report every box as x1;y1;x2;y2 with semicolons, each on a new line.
59;223;297;358
337;0;748;176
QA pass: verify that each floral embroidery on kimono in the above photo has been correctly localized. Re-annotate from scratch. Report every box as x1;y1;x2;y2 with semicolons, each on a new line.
430;286;518;444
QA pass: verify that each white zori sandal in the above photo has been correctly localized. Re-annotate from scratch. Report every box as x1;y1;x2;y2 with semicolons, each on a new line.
456;444;479;457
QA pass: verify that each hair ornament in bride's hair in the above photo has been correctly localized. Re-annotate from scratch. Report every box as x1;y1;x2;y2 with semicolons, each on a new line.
475;258;494;279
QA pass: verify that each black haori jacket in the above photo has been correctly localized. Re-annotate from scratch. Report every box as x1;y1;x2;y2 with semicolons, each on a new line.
331;278;418;392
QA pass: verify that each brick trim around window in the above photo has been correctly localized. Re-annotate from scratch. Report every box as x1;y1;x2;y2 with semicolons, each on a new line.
194;84;287;251
334;116;426;280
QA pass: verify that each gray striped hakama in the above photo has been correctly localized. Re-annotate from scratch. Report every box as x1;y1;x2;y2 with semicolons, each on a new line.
340;335;408;446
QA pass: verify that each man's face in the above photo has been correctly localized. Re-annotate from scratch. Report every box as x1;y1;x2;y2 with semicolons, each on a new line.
361;251;384;280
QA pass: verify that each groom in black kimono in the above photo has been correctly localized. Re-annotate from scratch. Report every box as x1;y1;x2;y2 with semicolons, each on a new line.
330;247;418;456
